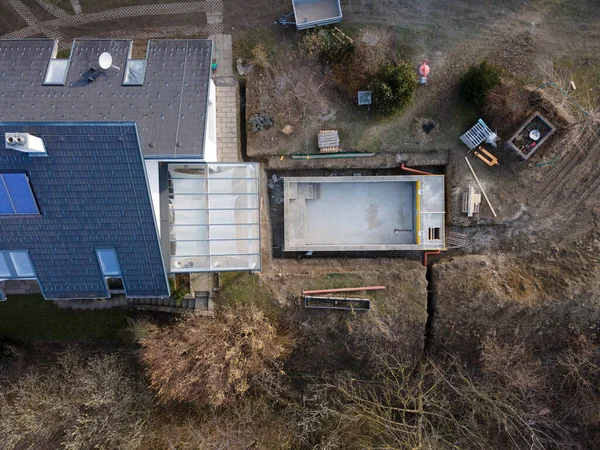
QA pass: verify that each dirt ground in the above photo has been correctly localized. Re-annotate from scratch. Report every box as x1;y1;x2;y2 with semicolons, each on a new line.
236;0;600;156
431;250;600;360
238;0;600;361
260;257;428;373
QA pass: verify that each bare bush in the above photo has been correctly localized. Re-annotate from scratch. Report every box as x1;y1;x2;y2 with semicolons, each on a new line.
540;64;599;118
298;28;355;65
556;335;600;426
484;80;533;135
140;398;293;450
251;43;270;70
138;305;294;407
481;338;544;394
0;349;152;450
305;353;570;450
486;66;599;138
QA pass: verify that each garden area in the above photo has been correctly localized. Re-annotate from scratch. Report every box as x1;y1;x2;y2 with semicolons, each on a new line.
1;270;599;449
238;25;474;158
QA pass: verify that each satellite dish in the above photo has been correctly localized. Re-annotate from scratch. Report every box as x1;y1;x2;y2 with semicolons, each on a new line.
99;52;113;70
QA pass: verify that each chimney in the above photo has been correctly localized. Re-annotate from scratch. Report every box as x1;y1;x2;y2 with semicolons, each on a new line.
5;133;47;155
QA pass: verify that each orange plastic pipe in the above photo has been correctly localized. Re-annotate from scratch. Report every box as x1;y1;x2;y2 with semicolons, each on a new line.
401;164;434;176
302;286;386;295
423;250;441;266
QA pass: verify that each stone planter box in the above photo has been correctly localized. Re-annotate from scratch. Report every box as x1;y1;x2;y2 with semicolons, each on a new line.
507;112;556;160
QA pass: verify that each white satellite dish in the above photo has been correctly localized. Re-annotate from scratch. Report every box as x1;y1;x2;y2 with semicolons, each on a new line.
99;52;113;70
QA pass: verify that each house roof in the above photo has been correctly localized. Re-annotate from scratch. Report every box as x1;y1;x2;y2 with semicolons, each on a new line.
0;39;212;158
0;122;169;299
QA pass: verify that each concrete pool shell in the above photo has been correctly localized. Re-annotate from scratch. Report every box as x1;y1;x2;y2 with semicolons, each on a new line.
284;175;445;252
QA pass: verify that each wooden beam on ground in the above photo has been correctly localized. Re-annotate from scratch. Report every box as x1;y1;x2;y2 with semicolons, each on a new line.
302;286;386;295
464;157;497;218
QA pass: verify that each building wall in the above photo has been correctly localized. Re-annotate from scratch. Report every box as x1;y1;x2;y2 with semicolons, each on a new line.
204;79;218;162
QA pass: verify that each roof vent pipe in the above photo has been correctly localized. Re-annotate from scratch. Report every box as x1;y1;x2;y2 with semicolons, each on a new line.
4;133;47;155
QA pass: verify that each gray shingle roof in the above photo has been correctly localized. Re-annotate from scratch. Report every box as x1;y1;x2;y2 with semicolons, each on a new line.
0;122;170;300
0;39;212;158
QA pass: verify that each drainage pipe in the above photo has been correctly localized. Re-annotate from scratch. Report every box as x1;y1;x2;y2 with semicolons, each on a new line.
400;163;434;175
291;152;375;160
423;250;441;266
302;286;386;295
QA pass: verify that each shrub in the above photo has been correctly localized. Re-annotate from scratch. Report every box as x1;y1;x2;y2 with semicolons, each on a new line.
460;60;503;106
370;61;417;115
326;28;395;101
168;275;187;304
0;350;152;450
306;353;570;450
251;43;270;70
139;304;294;407
140;398;294;450
299;28;355;64
332;35;392;100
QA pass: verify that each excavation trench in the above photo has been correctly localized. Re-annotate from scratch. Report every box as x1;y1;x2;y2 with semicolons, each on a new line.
424;263;436;355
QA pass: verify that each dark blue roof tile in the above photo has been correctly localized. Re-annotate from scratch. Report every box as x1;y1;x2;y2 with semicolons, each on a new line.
0;122;169;299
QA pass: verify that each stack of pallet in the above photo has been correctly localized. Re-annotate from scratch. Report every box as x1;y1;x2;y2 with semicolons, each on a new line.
318;130;340;153
462;186;482;217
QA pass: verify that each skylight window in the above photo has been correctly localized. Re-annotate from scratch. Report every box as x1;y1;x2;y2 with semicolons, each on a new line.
96;248;125;295
0;253;10;277
96;248;121;276
44;59;70;86
0;173;39;215
123;60;147;86
0;250;36;279
9;251;35;277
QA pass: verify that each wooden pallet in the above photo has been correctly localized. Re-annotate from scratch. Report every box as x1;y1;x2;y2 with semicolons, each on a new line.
462;186;482;217
446;231;468;249
318;130;340;153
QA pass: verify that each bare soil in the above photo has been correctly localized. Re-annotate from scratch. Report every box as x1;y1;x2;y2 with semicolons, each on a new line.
256;168;428;373
431;251;600;360
235;0;600;159
1;0;599;370
261;257;428;374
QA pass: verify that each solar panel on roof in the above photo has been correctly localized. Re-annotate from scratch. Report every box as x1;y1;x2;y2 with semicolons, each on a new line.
0;179;12;214
0;173;39;215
